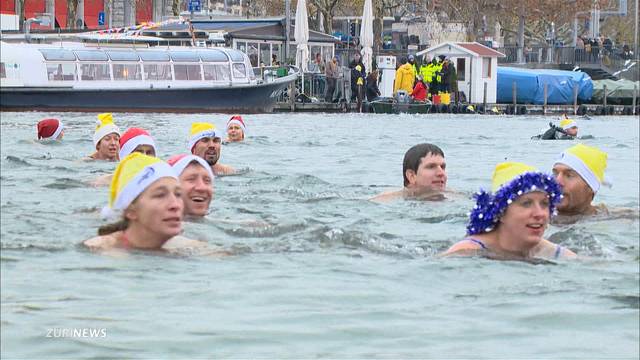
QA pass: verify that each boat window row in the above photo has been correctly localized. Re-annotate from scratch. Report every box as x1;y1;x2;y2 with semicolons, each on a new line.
39;48;244;63
45;62;245;82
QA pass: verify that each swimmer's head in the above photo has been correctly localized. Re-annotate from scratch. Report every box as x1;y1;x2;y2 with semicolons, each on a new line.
168;154;214;217
226;115;246;142
560;118;578;137
189;122;223;166
37;118;64;140
119;127;157;159
402;143;447;191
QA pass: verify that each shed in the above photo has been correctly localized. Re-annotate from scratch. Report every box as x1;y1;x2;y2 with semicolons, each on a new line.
417;42;504;103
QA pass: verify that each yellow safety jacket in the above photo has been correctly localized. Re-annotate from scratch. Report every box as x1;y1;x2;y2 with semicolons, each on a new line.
421;64;434;83
435;63;443;83
393;63;415;95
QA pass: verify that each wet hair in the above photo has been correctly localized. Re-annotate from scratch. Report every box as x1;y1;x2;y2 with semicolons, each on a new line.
98;218;129;236
402;143;445;187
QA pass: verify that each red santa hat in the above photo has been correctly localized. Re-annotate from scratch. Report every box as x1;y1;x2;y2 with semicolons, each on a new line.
119;127;157;159
37;118;64;140
227;115;246;132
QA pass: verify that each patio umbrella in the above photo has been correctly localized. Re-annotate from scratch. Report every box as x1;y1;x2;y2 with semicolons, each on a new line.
360;0;374;74
294;0;309;73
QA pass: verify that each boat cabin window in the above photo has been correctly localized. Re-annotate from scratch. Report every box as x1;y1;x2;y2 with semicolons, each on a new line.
139;51;170;62
203;64;230;81
39;49;76;61
113;64;142;80
74;50;109;61
174;64;202;80
232;63;247;79
170;51;200;62
143;64;172;81
46;63;76;81
107;51;140;62
0;62;5;79
227;50;246;62
79;63;111;81
197;50;228;62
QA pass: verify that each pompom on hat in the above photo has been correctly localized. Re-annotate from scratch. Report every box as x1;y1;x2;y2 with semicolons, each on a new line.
227;115;246;133
560;118;578;130
167;154;214;180
188;122;223;152
466;162;563;235
101;153;177;219
554;144;608;194
93;113;120;146
37;118;64;140
119;127;157;159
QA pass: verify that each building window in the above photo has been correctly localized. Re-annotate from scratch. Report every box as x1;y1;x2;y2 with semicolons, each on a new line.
174;64;202;80
46;63;76;81
232;63;246;78
260;43;270;67
456;58;465;81
203;64;230;81
79;63;111;81
0;62;5;78
482;57;491;78
143;63;172;81
247;43;258;67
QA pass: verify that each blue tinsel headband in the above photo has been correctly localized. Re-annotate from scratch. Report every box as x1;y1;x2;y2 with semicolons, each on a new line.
466;172;563;235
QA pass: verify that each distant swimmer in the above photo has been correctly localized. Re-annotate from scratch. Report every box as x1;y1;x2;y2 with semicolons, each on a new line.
552;144;611;220
87;113;120;161
188;122;236;176
168;154;214;217
371;143;447;203
225;115;246;143
443;162;577;260
36;118;64;141
532;115;579;140
84;153;213;253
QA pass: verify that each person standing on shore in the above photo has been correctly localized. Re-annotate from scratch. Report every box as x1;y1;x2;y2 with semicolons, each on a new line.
325;56;340;103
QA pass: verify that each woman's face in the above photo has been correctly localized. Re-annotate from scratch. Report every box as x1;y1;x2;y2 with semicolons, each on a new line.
227;124;244;142
500;191;550;247
127;177;184;243
133;144;156;157
179;163;213;217
96;133;120;160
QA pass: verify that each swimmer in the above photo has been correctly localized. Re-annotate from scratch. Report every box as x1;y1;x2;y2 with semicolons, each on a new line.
443;162;577;260
36;118;64;141
83;153;211;253
225;115;246;142
90;127;158;187
119;127;157;158
168;154;214;217
87;113;120;161
188;122;236;176
532;116;578;140
371;143;448;202
552;144;609;219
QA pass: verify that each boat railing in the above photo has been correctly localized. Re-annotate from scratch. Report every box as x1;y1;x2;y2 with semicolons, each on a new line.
252;64;299;84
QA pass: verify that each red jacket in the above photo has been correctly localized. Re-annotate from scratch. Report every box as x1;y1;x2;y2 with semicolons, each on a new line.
411;81;427;101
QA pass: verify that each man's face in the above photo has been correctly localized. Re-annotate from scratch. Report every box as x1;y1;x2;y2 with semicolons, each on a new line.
565;126;578;137
96;133;120;160
179;163;213;217
134;144;156;157
406;154;447;191
192;137;221;166
552;163;594;214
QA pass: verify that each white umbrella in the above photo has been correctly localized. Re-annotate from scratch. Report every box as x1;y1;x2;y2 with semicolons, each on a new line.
360;0;374;74
294;0;309;73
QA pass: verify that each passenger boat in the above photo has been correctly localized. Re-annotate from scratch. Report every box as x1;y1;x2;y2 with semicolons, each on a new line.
0;41;298;113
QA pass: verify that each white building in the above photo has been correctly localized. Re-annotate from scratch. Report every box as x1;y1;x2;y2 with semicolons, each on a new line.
417;42;504;103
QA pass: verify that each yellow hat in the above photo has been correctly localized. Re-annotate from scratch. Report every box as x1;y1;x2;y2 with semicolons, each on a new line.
554;144;607;193
104;153;177;216
492;162;537;192
560;118;577;130
94;113;120;146
188;122;223;152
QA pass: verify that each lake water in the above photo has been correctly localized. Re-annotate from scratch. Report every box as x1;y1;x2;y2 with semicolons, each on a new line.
1;111;638;358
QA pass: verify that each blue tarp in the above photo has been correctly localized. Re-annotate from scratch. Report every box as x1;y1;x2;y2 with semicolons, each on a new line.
497;67;593;104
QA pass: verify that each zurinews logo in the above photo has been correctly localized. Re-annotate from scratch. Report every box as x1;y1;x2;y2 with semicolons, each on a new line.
46;328;107;338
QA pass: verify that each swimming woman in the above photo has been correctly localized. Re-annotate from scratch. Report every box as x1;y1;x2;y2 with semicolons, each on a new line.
225;115;246;143
443;162;577;260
